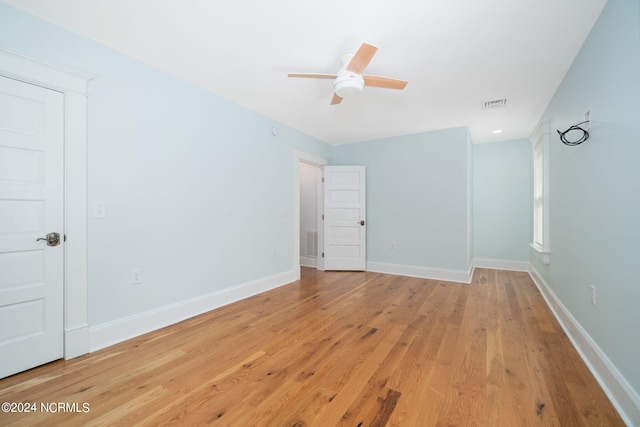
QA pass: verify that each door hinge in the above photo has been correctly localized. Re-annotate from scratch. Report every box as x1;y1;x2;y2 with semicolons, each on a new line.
322;214;324;220
322;252;324;258
64;234;67;242
322;177;324;182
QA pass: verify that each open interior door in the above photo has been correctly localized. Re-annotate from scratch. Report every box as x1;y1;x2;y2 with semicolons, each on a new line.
322;166;366;271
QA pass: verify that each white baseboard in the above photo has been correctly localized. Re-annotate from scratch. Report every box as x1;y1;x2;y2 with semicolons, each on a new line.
474;258;529;272
64;324;89;359
529;265;640;426
88;269;297;352
367;261;473;283
300;256;317;268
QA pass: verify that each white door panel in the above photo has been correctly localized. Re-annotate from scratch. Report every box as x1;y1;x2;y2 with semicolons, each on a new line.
323;166;366;271
0;76;64;378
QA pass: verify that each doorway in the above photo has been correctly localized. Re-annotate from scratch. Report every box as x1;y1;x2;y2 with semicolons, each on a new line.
294;151;327;278
299;162;321;268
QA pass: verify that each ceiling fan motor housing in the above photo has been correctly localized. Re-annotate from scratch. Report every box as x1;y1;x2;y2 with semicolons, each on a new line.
334;70;364;98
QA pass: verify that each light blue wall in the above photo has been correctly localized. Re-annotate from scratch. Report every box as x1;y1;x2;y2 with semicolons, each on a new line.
332;127;472;272
0;2;332;325
3;1;638;403
536;0;640;398
473;139;531;262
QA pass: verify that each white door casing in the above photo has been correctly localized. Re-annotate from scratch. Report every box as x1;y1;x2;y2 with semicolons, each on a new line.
0;76;64;378
0;47;91;362
323;166;366;271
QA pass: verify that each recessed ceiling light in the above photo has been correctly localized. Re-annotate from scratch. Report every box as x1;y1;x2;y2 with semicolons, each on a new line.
492;129;503;134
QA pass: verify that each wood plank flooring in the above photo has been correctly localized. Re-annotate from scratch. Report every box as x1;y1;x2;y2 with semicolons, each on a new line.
0;268;624;426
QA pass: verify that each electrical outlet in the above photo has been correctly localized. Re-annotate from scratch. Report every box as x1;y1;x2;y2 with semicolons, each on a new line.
391;241;397;249
590;285;596;306
132;268;142;285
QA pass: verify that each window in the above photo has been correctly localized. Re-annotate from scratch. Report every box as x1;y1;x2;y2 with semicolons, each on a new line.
531;122;550;264
533;137;544;246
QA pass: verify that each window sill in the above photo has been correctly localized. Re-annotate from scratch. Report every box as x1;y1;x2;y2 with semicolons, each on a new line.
530;243;550;264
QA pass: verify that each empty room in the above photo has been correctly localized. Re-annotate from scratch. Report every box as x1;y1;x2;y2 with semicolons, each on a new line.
0;0;638;425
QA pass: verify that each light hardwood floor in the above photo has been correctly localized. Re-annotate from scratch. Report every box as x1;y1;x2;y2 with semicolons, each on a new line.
0;268;624;426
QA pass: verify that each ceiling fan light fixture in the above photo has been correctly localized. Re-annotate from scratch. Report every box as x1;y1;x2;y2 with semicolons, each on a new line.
288;42;407;105
334;74;364;98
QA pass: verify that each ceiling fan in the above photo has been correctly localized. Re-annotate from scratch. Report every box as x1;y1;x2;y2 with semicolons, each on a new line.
288;42;408;105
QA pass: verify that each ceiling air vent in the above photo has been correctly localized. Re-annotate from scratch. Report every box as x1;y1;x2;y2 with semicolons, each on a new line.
482;98;508;109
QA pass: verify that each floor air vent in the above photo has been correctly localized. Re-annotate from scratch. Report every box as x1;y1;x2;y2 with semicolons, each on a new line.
306;230;317;257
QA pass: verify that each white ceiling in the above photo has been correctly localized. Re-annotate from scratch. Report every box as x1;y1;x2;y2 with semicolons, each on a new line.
4;0;607;144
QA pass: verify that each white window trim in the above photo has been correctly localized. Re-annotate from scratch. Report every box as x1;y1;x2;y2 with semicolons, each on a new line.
530;121;551;264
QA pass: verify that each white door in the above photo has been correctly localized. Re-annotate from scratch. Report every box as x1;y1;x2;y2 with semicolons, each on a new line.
323;166;366;270
0;76;64;378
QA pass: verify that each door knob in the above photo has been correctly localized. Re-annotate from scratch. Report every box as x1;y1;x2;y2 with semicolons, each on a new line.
359;220;365;226
37;232;61;247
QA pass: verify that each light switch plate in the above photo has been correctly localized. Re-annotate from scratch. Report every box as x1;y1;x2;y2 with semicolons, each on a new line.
94;202;107;219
